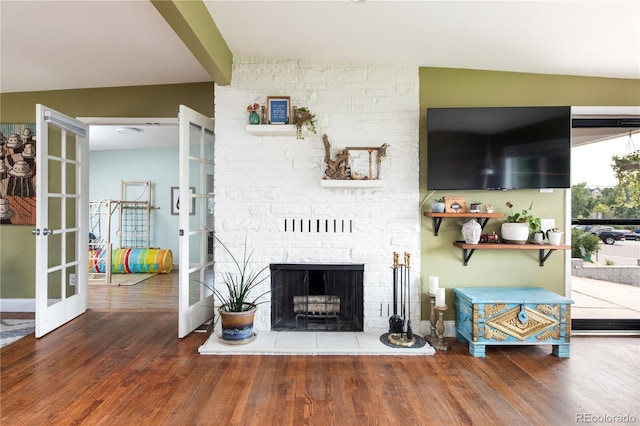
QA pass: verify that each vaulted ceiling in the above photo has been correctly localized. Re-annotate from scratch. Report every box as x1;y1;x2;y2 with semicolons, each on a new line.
1;1;638;150
1;1;638;94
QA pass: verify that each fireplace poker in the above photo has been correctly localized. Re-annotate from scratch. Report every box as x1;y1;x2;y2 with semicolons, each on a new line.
405;252;413;339
389;252;404;334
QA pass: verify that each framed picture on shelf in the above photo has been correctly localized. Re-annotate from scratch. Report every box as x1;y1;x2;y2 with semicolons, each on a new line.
171;186;196;215
266;96;291;124
444;196;466;213
345;147;377;180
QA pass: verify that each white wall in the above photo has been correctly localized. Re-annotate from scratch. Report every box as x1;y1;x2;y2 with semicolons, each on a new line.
214;58;421;332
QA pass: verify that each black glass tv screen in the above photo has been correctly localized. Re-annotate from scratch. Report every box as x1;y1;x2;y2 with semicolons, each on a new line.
427;106;571;190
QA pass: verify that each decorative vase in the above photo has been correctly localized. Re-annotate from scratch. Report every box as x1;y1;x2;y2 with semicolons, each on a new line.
261;106;268;125
462;219;482;244
547;230;563;245
219;304;257;343
531;232;544;244
501;222;529;244
249;111;260;125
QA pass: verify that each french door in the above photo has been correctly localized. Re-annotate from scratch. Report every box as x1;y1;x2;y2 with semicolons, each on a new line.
177;105;215;337
34;105;89;337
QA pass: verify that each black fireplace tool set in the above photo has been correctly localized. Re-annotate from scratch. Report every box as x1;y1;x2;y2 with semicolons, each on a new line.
382;251;426;348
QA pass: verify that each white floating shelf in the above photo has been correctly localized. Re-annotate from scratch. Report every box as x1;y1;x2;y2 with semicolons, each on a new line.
246;124;296;136
320;180;385;188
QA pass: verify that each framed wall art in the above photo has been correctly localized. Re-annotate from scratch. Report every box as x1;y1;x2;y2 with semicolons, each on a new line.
266;96;291;124
171;186;196;215
345;144;388;180
0;124;37;225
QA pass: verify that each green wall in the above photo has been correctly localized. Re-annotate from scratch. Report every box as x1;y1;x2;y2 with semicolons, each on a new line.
419;68;640;319
0;82;213;300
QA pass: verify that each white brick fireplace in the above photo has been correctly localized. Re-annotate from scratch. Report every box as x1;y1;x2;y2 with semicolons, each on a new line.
213;58;421;333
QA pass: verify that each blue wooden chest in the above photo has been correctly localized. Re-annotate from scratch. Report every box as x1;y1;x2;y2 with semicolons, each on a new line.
453;287;573;357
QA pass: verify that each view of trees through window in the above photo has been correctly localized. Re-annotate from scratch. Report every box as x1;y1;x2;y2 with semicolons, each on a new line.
569;130;639;326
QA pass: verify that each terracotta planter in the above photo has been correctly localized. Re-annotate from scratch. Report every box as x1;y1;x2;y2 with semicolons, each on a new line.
219;304;257;343
501;222;529;244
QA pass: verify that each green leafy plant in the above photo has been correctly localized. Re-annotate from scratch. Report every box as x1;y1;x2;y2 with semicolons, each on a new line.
203;235;272;312
292;106;317;139
611;149;640;208
505;201;541;232
571;228;601;260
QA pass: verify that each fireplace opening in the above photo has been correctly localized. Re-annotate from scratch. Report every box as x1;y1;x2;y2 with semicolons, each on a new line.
270;264;364;331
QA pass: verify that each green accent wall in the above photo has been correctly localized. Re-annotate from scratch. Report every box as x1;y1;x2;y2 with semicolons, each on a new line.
419;67;640;320
0;82;213;300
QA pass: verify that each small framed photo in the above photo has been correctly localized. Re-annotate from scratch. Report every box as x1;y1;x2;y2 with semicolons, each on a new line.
266;96;291;124
444;196;466;213
171;186;196;216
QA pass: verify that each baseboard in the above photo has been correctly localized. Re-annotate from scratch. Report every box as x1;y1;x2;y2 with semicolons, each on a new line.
0;298;35;312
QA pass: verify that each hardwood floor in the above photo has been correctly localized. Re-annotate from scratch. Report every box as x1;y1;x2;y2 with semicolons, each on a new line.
1;273;639;425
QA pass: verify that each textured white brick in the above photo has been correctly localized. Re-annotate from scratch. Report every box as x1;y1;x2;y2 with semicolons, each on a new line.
214;58;420;333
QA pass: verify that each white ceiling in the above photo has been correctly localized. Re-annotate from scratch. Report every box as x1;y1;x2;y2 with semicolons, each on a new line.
1;0;638;150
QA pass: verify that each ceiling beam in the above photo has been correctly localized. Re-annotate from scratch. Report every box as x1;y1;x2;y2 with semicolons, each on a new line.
151;0;232;86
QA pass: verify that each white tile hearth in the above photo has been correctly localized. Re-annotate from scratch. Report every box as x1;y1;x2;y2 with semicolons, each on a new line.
198;332;436;356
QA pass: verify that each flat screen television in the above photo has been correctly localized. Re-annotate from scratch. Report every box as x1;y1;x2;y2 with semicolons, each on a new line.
426;106;571;190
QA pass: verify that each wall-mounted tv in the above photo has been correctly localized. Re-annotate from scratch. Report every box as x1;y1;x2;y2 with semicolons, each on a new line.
427;106;571;190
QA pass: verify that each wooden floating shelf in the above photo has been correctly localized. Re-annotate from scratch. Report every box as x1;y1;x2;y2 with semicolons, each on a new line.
245;124;296;136
320;180;385;188
452;241;571;266
423;211;505;236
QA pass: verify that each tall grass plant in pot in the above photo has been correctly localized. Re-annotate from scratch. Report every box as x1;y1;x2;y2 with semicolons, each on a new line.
207;236;272;344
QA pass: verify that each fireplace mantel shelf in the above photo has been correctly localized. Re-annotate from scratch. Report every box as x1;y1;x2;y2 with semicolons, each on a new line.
320;180;385;188
246;124;296;136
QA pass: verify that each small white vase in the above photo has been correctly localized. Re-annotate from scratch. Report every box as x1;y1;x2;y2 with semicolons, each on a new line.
547;231;563;245
462;219;482;244
501;222;529;244
531;232;544;244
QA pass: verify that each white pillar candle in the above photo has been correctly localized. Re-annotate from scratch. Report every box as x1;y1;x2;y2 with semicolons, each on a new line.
436;288;446;307
429;276;439;295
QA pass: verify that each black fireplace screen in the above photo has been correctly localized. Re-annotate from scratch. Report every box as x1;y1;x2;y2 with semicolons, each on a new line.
270;264;364;331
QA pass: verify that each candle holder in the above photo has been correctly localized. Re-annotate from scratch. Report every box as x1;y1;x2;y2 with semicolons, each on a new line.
425;293;438;344
431;305;450;351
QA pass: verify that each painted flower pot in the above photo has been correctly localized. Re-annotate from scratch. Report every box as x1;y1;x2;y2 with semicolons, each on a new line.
219;304;257;343
501;222;530;244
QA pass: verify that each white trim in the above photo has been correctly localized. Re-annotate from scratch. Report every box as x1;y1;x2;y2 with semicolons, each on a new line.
0;299;36;312
571;106;640;117
76;117;179;125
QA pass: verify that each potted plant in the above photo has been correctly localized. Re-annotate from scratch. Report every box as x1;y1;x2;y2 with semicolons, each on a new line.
206;236;272;344
546;227;563;245
571;228;600;262
292;106;317;139
469;201;482;213
431;197;445;213
501;201;540;244
246;103;261;125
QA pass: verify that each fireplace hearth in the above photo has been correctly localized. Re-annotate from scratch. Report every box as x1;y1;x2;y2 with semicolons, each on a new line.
270;264;364;331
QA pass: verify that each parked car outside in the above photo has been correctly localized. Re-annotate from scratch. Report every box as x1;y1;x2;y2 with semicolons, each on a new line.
621;230;640;241
597;229;626;245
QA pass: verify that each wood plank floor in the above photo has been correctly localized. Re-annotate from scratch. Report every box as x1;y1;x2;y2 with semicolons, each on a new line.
1;273;639;425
